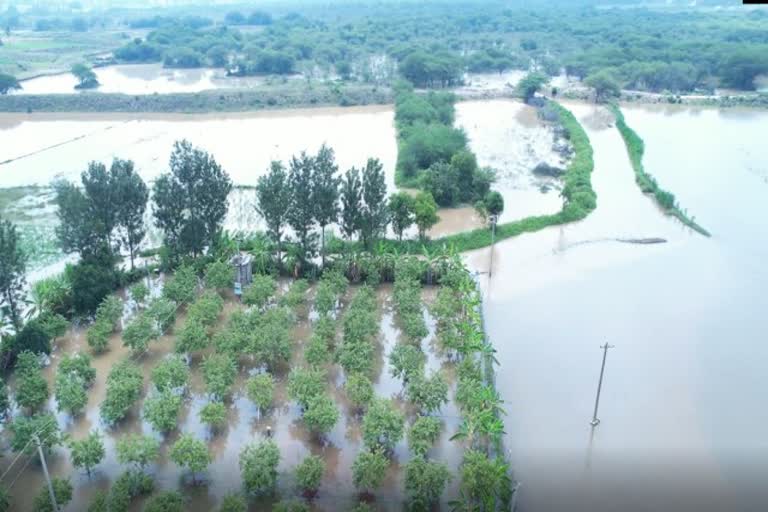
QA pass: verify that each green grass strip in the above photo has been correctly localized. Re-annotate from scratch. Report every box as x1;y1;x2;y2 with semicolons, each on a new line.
381;100;596;253
610;105;710;237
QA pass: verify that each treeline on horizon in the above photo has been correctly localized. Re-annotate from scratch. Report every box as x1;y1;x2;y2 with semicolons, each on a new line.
2;1;767;92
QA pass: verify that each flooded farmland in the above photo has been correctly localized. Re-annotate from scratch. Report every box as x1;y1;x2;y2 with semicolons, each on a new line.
0;282;463;511
0;99;563;272
467;103;768;512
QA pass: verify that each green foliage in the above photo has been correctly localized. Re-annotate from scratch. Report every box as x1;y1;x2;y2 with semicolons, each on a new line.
37;312;68;341
10;412;62;453
459;449;511;512
303;394;340;435
337;286;378;375
287;153;318;265
243;273;276;308
352;448;388;492
144;491;184;512
0;72;21;94
0;217;27;332
55;373;87;416
404;456;452;508
406;371;449;413
361;398;405;452
408;416;442;456
611;106;709;236
389;192;415;241
389;343;425;383
256;162;291;260
312;144;341;265
59;352;96;385
0;487;9;512
359;158;389;249
345;373;374;409
340;167;363;240
412;192;439;240
200;401;228;431
96;295;123;329
146;297;177;332
162;264;198;304
153;141;232;261
33;478;72;512
246;373;274;410
280;278;309;310
151;354;189;392
101;359;143;425
122;313;156;354
130;281;149;304
204;259;233;291
584;70;621;103
0;380;8;417
69;431;105;477
202;353;237;400
116;435;159;469
176;319;209;354
71;63;99;89
11;320;51;357
187;290;224;326
218;493;247;512
106;469;154;512
305;332;331;367
273;500;309;512
239;440;280;495
14;351;49;410
288;367;326;408
87;319;112;353
516;72;549;102
170;434;211;483
295;455;325;494
143;390;183;433
251;307;293;370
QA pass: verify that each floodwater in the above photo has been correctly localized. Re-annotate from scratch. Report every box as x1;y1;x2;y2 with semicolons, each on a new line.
1;282;464;511
467;103;768;512
14;64;298;95
0;99;562;272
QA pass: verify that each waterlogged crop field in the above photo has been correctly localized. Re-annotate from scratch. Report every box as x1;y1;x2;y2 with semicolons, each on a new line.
2;261;504;511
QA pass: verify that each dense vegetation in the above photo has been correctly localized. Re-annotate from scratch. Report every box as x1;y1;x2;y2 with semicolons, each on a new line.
4;1;767;93
611;106;710;236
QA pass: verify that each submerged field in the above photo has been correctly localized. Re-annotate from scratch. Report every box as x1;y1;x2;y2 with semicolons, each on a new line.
1;272;478;511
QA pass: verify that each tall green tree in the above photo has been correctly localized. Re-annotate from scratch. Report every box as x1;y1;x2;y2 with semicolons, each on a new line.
516;72;549;103
311;145;340;267
0;72;21;94
413;192;439;241
360;158;389;248
0;217;26;331
255;161;291;264
287;152;317;266
585;70;621;103
69;431;105;478
153;140;232;260
112;159;148;269
388;192;414;241
340;167;363;241
53;179;104;258
170;434;211;485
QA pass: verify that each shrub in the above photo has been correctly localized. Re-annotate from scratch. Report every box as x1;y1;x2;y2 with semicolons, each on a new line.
404;456;452;507
130;282;148;304
288;367;326;408
242;274;276;308
202;353;237;400
295;455;324;496
200;401;228;431
143;390;183;433
352;448;387;493
101;360;143;424
361;399;405;452
408;416;442;456
175;319;209;354
144;491;184;512
162;265;197;304
240;440;280;495
116;435;159;469
345;373;373;409
33;478;72;512
245;373;274;411
303;394;339;435
204;259;233;291
69;431;105;477
187;290;224;326
170;434;211;484
151;354;189;392
14;352;49;410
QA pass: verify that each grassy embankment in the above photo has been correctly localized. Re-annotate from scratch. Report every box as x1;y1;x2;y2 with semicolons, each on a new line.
611;105;710;237
0;82;392;113
382;100;596;253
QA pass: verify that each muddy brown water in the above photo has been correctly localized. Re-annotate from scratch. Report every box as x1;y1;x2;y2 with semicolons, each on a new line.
1;280;464;511
466;103;768;512
0;99;562;274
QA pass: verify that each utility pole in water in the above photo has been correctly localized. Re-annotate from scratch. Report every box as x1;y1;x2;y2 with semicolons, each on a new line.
34;434;59;512
488;214;498;278
590;343;614;427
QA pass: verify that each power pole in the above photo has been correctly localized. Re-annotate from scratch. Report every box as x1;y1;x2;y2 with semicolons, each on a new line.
590;343;614;427
488;214;498;278
34;434;59;512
